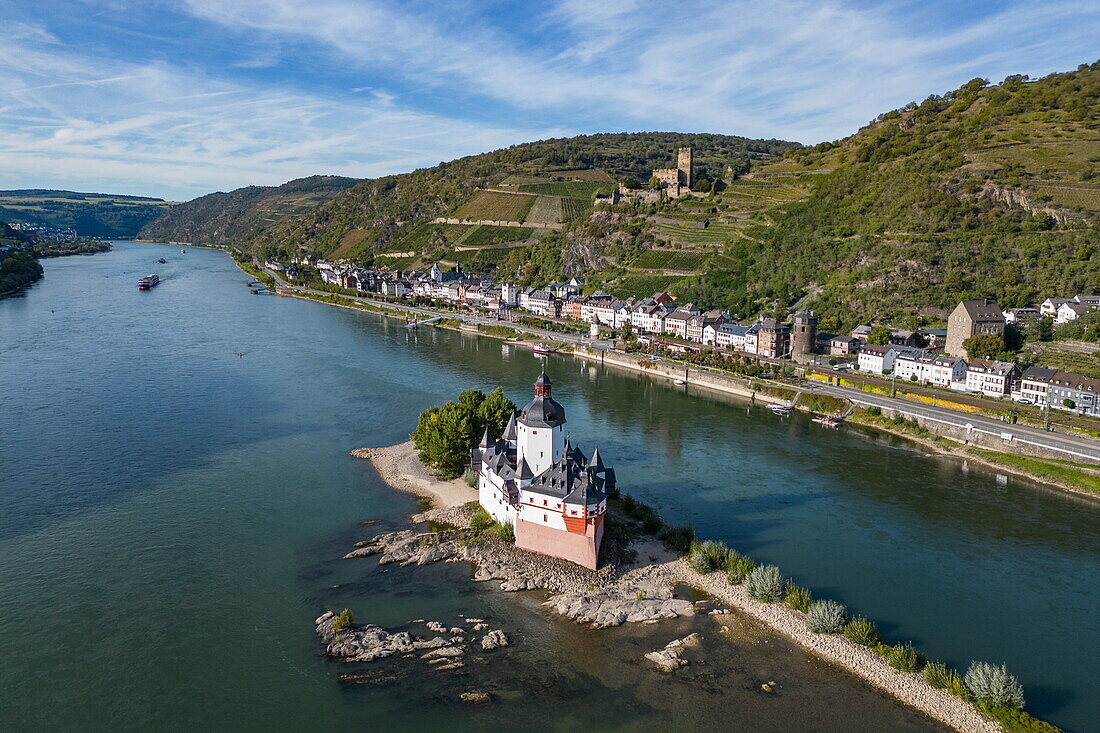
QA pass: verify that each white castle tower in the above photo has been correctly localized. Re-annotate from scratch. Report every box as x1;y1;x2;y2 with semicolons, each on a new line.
515;372;566;476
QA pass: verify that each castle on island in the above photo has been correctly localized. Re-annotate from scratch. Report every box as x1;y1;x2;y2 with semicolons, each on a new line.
470;372;614;570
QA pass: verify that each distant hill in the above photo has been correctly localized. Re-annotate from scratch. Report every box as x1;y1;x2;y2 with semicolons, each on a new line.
138;175;363;247
0;190;173;238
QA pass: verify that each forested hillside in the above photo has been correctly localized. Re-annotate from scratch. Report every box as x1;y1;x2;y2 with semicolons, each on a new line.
668;62;1100;326
138;175;361;247
0;190;171;238
187;133;797;262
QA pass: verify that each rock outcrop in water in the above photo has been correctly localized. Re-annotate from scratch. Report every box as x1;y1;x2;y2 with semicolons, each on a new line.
343;516;696;629
644;633;702;672
315;611;511;671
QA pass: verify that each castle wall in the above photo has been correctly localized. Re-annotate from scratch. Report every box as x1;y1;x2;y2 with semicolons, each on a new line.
515;515;603;570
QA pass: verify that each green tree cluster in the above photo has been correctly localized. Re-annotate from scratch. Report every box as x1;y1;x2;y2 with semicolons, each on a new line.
410;387;516;478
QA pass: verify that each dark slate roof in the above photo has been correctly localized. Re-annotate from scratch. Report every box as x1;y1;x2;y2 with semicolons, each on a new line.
960;299;1004;321
1021;365;1058;383
524;450;614;504
519;395;566;428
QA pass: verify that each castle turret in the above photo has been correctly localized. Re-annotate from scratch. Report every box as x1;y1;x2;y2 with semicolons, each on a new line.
677;147;694;189
791;309;818;362
516;371;566;476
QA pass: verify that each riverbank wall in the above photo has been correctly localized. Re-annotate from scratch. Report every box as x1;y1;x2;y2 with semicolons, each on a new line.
573;346;795;405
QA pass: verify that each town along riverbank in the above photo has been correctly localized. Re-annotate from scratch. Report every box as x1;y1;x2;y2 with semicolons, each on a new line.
346;441;1002;732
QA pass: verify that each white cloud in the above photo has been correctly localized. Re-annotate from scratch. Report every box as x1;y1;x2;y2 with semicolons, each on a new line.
181;0;1100;141
0;27;563;198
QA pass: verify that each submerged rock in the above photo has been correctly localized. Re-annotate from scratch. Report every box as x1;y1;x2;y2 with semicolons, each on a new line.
480;630;509;650
460;690;491;703
644;633;702;672
544;582;695;628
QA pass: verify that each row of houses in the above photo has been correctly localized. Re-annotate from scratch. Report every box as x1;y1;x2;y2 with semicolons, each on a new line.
856;344;1098;414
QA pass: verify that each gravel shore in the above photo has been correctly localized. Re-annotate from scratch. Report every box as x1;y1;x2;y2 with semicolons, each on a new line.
351;443;1001;733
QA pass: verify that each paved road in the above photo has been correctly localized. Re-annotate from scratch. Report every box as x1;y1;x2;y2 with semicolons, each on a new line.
261;268;1100;463
811;382;1100;463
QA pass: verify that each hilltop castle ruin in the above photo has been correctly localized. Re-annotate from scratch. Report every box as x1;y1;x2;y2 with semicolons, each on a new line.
651;147;694;197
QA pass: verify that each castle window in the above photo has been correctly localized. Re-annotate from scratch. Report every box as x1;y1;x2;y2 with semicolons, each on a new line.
543;514;547;522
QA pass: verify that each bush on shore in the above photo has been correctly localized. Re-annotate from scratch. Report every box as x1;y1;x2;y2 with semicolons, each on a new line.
657;525;695;553
688;540;733;574
924;661;952;689
806;600;849;633
469;506;494;534
885;642;923;672
744;564;785;602
494;521;515;544
965;662;1025;710
725;553;755;584
843;616;880;646
784;583;812;612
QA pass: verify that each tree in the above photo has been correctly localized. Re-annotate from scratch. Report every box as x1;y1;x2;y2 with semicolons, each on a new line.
620;176;640;190
1063;399;1076;409
620;320;633;340
692;176;712;193
477;387;516;438
1032;316;1054;342
645;176;662;190
962;333;1006;360
867;326;892;345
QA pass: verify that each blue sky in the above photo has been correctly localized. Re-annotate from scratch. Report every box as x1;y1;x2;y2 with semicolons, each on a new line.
2;0;1097;200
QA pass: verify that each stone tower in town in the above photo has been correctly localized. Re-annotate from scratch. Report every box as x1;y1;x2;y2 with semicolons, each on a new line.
791;310;818;362
677;147;694;189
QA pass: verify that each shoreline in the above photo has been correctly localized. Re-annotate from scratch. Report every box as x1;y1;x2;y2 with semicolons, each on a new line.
251;270;1096;499
352;440;1000;733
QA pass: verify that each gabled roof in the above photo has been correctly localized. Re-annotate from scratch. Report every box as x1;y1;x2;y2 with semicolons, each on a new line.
1021;365;1058;383
958;299;1004;321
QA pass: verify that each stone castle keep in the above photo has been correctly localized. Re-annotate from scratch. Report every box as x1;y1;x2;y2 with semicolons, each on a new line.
652;147;694;197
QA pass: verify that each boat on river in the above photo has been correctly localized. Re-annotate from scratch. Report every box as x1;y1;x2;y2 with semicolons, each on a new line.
138;274;160;290
767;403;790;415
532;343;556;356
156;258;167;264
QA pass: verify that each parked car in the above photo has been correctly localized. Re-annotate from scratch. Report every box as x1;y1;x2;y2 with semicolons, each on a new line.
1013;397;1034;405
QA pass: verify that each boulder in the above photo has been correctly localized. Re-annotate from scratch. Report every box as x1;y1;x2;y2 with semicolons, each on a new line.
480;630;510;650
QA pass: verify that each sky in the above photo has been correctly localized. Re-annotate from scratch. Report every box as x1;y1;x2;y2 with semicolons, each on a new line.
2;1;1097;201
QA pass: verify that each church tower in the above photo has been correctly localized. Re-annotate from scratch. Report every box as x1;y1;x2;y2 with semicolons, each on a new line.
516;372;566;476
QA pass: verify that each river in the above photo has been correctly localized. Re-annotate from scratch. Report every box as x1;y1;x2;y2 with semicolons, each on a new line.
1;242;1096;732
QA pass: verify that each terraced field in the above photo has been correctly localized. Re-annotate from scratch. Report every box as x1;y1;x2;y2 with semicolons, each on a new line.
461;225;533;247
524;195;563;225
548;168;615;182
560;197;591;223
452;190;536;222
517;181;613;197
652;221;740;245
389;222;470;251
628;250;712;271
1034;183;1100;212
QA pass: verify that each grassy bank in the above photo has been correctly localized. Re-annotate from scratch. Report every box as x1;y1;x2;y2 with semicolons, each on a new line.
848;408;1100;498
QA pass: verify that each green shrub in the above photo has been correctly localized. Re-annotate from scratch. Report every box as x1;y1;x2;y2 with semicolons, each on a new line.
744;564;785;602
332;608;353;633
981;705;1063;733
469;506;494;534
657;525;695;553
843;617;880;646
688;540;733;574
806;600;848;633
493;522;515;544
784;583;812;612
965;662;1025;709
464;468;478;487
924;661;952;689
885;642;923;672
725;554;755;584
945;670;969;698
